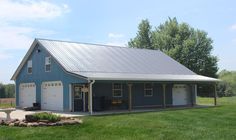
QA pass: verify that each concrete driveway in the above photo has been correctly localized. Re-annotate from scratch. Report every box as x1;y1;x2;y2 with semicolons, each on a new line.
0;109;88;121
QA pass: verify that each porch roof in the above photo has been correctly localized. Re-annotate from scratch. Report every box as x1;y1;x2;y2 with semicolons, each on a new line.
77;72;219;82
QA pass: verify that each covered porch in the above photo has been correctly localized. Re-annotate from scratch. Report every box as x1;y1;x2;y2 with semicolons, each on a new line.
70;80;218;115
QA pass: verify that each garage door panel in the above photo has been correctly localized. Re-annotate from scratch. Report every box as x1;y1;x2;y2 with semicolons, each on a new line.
172;84;189;106
41;81;63;111
19;83;36;108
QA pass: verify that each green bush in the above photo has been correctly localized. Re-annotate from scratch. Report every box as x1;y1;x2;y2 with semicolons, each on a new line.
31;112;61;122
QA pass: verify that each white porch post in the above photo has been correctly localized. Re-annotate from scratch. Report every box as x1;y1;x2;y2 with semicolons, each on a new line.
69;84;72;111
193;84;197;106
195;84;197;105
89;80;95;115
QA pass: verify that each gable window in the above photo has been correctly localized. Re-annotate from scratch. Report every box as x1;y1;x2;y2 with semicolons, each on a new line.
144;83;153;97
27;60;32;74
112;83;122;97
45;56;51;72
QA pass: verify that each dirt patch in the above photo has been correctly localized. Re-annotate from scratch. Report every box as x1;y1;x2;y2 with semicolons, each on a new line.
0;98;15;105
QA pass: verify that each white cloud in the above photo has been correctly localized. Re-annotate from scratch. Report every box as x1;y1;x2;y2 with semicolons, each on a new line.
0;0;67;50
0;24;56;50
0;25;33;50
108;33;124;39
107;33;126;47
230;24;236;30
105;41;127;47
0;0;70;21
0;0;70;83
232;38;236;43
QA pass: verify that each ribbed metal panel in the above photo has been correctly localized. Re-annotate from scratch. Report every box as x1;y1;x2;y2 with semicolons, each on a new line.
37;39;218;82
38;39;195;74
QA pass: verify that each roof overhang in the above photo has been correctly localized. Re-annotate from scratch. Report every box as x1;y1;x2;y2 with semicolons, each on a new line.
75;72;220;82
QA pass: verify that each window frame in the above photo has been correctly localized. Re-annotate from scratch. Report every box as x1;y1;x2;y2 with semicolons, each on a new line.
45;56;51;72
112;83;123;97
27;60;32;74
74;86;82;99
144;83;153;97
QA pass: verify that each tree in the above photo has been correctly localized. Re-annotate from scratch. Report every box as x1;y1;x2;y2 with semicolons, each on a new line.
128;19;153;49
0;83;15;98
4;84;15;98
128;17;218;78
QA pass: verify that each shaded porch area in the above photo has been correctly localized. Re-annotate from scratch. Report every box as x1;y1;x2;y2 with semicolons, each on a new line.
79;81;218;115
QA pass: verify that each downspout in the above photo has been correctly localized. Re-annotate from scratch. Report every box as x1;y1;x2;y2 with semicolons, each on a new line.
14;80;18;108
89;80;95;115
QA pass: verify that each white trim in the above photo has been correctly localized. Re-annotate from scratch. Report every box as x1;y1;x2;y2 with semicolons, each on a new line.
87;74;220;82
194;84;197;97
89;80;95;115
69;84;72;111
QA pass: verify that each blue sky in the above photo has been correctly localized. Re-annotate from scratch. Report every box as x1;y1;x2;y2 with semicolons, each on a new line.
0;0;236;83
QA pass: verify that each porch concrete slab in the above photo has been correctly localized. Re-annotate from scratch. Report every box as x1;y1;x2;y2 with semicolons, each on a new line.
93;105;215;116
0;109;87;121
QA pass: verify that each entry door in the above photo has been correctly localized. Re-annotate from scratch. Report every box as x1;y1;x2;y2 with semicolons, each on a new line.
73;85;83;111
172;84;188;106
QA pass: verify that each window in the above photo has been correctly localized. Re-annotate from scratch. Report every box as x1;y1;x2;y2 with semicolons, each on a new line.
112;83;122;97
144;83;153;97
74;86;82;99
45;56;51;72
27;60;32;74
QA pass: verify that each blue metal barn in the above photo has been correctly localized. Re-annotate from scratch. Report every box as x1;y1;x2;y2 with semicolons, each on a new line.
11;39;219;114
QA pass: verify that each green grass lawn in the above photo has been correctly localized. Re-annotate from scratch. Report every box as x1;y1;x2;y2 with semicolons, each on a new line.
1;97;236;140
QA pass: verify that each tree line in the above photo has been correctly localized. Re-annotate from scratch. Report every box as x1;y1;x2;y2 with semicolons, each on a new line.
217;70;236;97
0;83;15;98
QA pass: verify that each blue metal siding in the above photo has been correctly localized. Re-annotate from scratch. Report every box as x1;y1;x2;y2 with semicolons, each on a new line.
132;83;173;108
165;84;173;106
93;82;129;110
15;44;87;111
92;82;173;110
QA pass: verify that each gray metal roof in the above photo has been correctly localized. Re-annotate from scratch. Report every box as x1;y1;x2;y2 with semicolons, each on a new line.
76;72;218;82
11;38;219;82
38;39;196;74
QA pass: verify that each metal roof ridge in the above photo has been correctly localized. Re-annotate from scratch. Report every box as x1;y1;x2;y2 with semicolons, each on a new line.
36;38;161;52
77;71;197;75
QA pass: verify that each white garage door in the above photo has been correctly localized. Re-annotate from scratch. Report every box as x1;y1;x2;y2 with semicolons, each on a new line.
19;83;36;108
41;81;63;111
172;84;189;106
